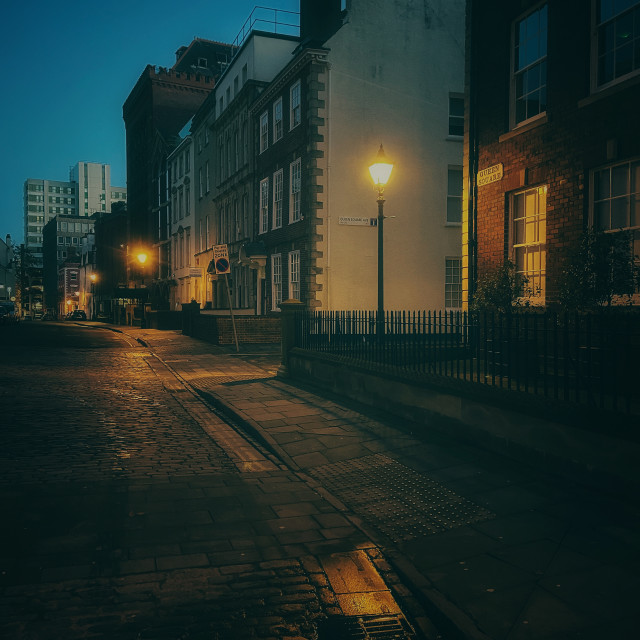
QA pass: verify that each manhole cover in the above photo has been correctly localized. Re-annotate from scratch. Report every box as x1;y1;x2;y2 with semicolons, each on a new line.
318;614;416;639
310;454;493;542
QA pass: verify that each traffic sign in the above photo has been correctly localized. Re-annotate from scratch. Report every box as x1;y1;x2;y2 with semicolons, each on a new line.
213;244;231;275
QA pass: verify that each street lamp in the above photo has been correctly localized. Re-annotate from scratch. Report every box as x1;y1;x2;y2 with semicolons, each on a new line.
135;251;149;328
368;144;394;335
89;273;97;320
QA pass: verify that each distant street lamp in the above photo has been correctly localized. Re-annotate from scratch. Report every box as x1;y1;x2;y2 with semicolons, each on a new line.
90;273;97;319
368;144;394;335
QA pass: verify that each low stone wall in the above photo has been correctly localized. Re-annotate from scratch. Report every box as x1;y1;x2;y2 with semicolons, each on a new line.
186;312;281;345
286;348;640;491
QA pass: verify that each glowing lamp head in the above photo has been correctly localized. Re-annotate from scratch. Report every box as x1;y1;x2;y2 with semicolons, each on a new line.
136;252;148;265
90;274;97;282
368;144;394;189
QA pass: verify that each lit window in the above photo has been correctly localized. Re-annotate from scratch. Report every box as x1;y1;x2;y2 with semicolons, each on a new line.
260;111;269;153
290;158;302;222
273;169;283;229
445;257;462;308
288;250;300;301
512;4;547;127
592;158;640;231
448;94;464;136
259;178;269;234
511;186;547;301
447;166;463;224
594;0;640;88
271;253;282;310
290;80;301;129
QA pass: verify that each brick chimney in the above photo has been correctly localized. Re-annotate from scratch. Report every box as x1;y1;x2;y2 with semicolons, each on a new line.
300;0;344;45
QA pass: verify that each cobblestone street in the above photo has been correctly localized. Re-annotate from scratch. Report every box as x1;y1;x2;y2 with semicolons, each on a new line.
0;323;429;639
3;322;640;640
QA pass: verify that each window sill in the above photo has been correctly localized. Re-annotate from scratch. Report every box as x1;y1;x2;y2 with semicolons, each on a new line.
578;73;640;108
499;113;548;143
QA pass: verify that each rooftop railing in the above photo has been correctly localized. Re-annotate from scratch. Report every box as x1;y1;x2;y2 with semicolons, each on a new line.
230;6;300;57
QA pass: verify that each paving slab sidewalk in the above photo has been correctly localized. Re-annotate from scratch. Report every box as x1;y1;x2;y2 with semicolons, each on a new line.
121;326;640;640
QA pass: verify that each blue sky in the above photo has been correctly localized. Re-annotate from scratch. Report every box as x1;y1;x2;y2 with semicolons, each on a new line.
0;0;299;244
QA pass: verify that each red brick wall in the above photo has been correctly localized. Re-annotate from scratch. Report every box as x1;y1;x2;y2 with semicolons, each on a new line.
469;0;640;304
191;314;281;345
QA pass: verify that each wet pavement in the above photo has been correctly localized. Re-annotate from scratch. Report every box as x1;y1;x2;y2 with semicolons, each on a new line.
1;321;639;639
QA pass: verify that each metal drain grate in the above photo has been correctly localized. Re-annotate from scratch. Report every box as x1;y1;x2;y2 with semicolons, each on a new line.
310;454;494;542
318;615;416;639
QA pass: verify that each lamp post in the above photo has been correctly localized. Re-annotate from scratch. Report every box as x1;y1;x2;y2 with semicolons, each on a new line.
89;273;97;320
368;144;394;337
136;251;148;327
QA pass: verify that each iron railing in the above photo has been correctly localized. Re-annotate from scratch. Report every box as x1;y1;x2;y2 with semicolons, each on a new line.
293;310;640;416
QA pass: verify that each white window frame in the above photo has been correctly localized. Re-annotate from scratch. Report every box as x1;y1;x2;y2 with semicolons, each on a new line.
510;185;547;302
288;250;300;301
447;166;463;224
259;178;269;234
205;161;210;194
290;80;301;130
445;257;462;309
260;111;269;153
273;169;283;229
273;97;283;142
198;168;203;198
591;157;640;231
592;0;640;92
511;3;548;129
271;253;282;310
289;158;302;223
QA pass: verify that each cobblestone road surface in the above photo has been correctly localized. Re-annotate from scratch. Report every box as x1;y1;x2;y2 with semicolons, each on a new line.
0;323;431;639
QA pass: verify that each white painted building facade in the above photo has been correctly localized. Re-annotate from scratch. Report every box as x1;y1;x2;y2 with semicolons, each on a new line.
314;0;465;311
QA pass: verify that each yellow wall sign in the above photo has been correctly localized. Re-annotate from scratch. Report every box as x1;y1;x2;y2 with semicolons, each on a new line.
477;163;503;187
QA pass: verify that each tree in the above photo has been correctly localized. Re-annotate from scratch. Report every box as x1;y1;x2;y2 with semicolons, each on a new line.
471;260;531;313
557;229;640;310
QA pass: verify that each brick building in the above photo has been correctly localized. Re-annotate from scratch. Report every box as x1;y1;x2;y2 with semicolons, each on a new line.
122;38;233;308
463;0;640;307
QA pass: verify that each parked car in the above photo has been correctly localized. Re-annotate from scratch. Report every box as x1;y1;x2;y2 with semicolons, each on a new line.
70;310;87;320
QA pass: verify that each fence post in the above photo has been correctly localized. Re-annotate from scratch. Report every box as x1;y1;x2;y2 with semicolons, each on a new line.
278;299;305;378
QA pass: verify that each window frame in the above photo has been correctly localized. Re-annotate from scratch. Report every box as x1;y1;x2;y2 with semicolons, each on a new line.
444;257;462;309
510;185;548;302
273;169;284;229
591;157;640;232
448;93;464;137
510;2;548;129
289;158;302;223
288;250;301;301
259;177;270;234
290;80;301;130
446;165;463;225
260;111;269;153
271;253;282;310
591;0;640;92
273;97;283;143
